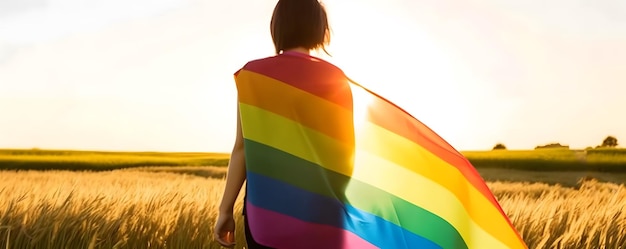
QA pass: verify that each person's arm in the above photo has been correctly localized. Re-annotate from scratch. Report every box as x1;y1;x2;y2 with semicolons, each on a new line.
214;105;246;247
220;106;246;214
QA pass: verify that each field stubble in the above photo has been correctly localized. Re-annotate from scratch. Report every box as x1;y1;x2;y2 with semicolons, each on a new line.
0;167;624;249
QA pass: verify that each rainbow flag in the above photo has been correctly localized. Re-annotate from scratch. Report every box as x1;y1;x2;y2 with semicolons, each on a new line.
235;51;527;249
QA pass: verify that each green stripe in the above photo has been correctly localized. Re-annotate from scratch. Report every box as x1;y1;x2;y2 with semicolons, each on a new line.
244;139;468;249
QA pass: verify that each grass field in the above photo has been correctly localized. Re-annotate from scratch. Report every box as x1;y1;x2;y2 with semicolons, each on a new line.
1;149;625;248
0;166;625;249
0;149;230;171
464;148;626;171
477;168;626;187
0;169;242;249
2;148;625;172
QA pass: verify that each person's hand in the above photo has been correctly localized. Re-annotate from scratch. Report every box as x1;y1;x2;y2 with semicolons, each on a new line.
214;213;236;248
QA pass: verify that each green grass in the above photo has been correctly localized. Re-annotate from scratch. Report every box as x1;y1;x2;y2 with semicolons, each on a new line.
2;148;625;172
0;149;230;171
477;168;626;187
462;148;626;172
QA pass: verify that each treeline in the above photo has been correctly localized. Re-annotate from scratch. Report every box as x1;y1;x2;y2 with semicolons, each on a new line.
493;135;620;151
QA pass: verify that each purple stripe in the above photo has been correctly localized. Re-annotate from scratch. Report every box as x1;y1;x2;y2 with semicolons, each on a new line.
247;203;378;249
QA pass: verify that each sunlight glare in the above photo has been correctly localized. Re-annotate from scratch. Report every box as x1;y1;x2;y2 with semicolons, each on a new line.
318;0;476;147
349;83;375;134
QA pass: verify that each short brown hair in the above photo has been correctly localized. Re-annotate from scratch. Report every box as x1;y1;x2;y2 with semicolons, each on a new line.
270;0;331;54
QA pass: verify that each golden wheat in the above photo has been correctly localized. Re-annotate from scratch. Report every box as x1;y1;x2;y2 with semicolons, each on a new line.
489;180;626;249
0;169;244;249
0;169;624;248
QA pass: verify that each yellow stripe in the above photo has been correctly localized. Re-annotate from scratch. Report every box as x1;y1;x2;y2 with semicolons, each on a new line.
239;104;524;249
357;122;524;248
236;70;355;144
351;152;508;249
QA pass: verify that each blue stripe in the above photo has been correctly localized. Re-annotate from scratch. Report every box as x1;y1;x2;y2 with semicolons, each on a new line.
247;172;442;249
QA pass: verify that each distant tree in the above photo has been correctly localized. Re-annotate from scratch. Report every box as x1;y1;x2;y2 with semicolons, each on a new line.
492;143;507;150
535;143;569;150
601;136;618;147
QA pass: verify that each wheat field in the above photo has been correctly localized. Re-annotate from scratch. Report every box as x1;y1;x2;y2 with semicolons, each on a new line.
0;168;624;249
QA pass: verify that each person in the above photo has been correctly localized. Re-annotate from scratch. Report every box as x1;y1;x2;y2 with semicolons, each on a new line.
214;0;354;248
213;1;532;248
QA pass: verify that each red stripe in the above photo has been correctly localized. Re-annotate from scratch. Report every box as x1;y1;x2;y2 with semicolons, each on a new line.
247;203;378;249
241;53;352;109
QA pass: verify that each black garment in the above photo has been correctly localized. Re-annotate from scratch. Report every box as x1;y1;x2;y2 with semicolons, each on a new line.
243;191;274;249
244;215;275;249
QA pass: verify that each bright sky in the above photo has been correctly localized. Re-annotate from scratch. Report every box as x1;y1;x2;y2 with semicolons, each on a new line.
1;0;625;152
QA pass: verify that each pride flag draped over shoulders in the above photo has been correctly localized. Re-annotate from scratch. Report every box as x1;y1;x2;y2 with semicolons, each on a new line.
234;51;527;249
